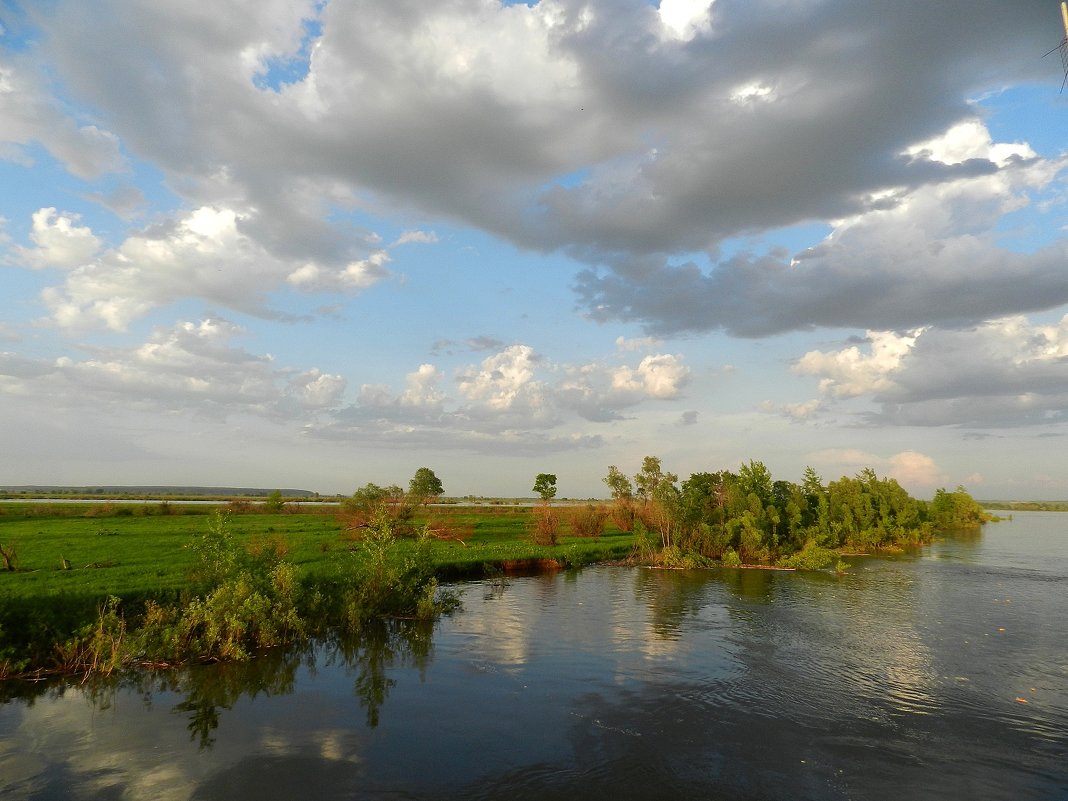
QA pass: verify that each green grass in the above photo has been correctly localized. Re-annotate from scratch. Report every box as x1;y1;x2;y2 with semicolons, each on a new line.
0;503;633;677
0;503;634;602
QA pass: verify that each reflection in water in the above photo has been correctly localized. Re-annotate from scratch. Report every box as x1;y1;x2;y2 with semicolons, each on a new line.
2;514;1067;800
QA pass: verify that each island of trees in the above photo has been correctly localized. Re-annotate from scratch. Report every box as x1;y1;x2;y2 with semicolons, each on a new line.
588;457;991;570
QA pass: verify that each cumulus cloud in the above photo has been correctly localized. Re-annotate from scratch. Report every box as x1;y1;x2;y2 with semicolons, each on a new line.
19;206;392;331
794;330;921;399
794;315;1068;428
0;316;345;420
808;448;948;489
9;0;1058;341
315;343;690;449
17;208;102;269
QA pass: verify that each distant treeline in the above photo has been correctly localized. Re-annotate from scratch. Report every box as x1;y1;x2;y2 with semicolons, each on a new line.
0;486;320;499
980;501;1068;512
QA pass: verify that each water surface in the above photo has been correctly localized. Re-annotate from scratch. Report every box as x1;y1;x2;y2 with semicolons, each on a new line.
2;512;1066;800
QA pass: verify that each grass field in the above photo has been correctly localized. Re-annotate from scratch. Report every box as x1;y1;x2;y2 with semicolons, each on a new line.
0;502;634;602
0;502;635;677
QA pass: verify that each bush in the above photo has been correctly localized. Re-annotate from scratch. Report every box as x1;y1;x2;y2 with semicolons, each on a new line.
567;504;609;538
778;540;837;570
611;502;636;533
530;506;560;546
721;548;742;568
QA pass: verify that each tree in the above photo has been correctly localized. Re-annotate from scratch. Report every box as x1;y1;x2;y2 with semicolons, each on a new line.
634;456;665;501
603;465;634;502
409;467;444;505
345;482;415;535
603;465;636;532
265;489;284;512
533;473;557;503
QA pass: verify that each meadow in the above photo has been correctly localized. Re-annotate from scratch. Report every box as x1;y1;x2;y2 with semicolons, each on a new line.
0;502;632;600
0;501;634;678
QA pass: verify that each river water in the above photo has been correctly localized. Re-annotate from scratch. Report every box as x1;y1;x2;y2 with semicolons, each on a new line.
2;512;1066;800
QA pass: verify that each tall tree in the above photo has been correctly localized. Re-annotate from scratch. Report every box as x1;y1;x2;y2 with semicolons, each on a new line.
533;473;557;503
409;467;444;505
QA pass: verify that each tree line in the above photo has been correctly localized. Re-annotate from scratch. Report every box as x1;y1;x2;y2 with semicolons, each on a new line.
596;457;990;569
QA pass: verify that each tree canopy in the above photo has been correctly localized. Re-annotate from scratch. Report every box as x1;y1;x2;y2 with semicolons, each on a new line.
409;467;444;504
533;473;557;503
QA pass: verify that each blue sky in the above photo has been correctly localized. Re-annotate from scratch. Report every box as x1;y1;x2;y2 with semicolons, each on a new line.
1;0;1067;499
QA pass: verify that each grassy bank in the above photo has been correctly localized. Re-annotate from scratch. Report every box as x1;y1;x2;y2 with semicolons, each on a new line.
0;502;634;678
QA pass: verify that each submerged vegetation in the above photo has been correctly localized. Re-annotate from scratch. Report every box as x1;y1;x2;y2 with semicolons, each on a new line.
0;460;991;680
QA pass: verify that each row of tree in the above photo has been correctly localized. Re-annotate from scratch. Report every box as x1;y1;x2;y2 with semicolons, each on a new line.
599;457;990;566
342;461;988;567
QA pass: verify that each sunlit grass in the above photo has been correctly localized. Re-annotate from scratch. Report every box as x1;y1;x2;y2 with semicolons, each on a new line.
0;504;634;602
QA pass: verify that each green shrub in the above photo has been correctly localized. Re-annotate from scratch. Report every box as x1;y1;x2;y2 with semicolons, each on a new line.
721;548;742;568
778;540;837;570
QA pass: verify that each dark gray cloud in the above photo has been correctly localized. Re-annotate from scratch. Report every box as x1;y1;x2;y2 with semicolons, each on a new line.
576;236;1068;338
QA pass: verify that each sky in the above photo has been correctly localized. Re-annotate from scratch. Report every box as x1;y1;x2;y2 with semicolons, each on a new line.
1;0;1067;499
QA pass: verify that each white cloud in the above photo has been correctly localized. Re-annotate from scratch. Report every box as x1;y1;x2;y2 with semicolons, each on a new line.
886;451;946;488
18;208;102;269
611;354;689;400
287;251;391;292
904;119;1035;168
320;344;691;448
658;0;713;41
358;364;445;415
794;329;921;398
457;344;554;423
21;206;390;331
0;316;346;421
615;335;661;352
793;315;1068;428
808;448;947;490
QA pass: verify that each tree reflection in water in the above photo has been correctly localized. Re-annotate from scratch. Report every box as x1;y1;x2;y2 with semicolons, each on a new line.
0;617;439;749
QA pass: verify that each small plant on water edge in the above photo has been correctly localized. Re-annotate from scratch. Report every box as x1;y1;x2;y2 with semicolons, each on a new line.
658;545;711;570
777;540;837;571
720;548;742;568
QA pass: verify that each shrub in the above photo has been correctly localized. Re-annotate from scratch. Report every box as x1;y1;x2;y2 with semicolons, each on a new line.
530;505;560;546
0;541;16;571
721;548;742;568
778;540;837;570
567;504;609;538
611;502;636;533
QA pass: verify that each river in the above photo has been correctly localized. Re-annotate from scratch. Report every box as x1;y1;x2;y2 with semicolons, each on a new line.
1;512;1066;800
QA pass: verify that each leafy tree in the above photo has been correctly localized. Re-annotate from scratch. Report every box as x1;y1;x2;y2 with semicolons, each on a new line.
634;456;665;501
603;465;636;532
533;473;557;503
345;483;415;535
928;486;989;528
265;489;284;513
603;465;634;501
408;467;444;505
